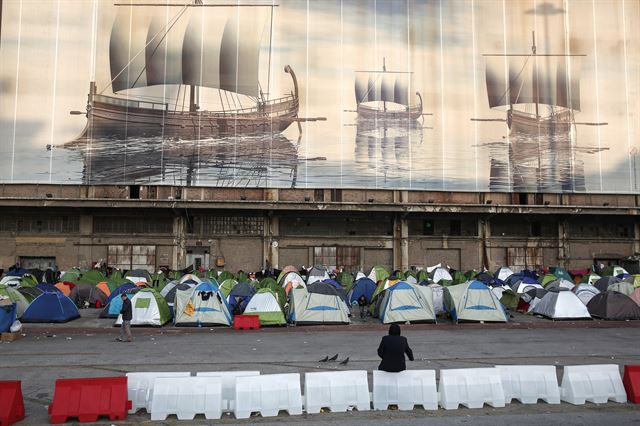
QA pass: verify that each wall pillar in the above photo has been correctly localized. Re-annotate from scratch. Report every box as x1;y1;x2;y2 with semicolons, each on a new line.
264;212;279;270
479;217;489;270
558;218;569;268
174;215;186;270
634;222;640;255
393;214;408;271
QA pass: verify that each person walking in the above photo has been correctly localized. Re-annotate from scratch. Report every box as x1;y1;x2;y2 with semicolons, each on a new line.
377;324;413;372
117;293;133;342
357;295;368;319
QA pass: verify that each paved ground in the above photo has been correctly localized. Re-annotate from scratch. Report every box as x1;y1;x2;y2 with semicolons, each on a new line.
2;310;640;425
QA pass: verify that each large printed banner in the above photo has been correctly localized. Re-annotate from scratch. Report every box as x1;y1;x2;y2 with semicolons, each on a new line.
1;0;639;192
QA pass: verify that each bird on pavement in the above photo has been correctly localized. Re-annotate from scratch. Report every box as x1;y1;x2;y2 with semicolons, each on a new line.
328;354;339;361
339;357;349;365
318;356;329;362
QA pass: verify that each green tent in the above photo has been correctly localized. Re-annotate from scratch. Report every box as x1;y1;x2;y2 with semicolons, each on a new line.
417;270;430;283
243;288;286;326
219;279;238;297
336;272;355;293
581;273;601;285
60;268;81;282
601;265;628;277
218;271;234;282
368;266;390;283
550;267;572;282
0;284;29;318
452;271;467;285
236;271;248;283
19;274;38;287
499;289;519;309
540;274;558;287
79;269;106;285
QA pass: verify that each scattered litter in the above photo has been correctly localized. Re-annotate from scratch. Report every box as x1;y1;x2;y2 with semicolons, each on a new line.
252;348;257;351
66;337;72;340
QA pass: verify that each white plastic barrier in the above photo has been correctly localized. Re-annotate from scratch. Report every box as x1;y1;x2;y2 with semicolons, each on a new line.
560;364;627;405
373;370;438;410
438;368;506;410
304;370;370;413
126;371;191;413
150;376;222;421
196;371;260;411
234;373;303;419
496;365;560;404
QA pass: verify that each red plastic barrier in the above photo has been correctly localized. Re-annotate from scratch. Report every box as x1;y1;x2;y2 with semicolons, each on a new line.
0;381;25;426
623;365;640;403
48;377;131;424
234;314;261;330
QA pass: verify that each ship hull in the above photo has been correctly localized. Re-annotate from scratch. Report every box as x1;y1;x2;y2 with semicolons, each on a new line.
75;93;299;141
509;109;573;135
356;103;422;121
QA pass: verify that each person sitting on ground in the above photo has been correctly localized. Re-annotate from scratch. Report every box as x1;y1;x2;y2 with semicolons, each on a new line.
377;324;413;372
117;293;133;342
357;295;368;319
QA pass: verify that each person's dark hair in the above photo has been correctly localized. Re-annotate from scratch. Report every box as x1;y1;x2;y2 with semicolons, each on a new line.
120;293;127;298
388;324;401;336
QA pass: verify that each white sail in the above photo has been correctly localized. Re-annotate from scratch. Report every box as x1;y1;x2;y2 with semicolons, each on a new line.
109;9;152;92
485;55;581;111
109;7;266;97
355;72;411;106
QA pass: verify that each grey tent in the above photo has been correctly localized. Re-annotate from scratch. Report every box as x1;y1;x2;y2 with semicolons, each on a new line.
607;282;634;296
573;283;600;305
522;287;548;312
69;283;108;307
532;289;591;320
288;286;350;325
307;266;330;285
587;291;640;320
594;276;621;293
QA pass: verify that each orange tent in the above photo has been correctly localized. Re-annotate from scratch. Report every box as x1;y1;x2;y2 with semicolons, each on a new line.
96;282;111;297
54;282;73;296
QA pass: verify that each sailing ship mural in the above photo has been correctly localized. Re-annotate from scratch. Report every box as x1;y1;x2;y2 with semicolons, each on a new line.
474;32;608;192
352;58;424;121
70;1;323;142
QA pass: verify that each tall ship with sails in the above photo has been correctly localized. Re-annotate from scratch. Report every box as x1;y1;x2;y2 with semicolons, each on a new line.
354;58;423;121
71;1;317;141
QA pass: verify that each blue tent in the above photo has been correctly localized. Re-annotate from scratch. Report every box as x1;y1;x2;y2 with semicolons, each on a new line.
105;283;137;305
228;282;255;314
0;303;16;332
349;278;377;304
378;282;436;324
21;292;80;323
36;283;60;293
6;268;29;277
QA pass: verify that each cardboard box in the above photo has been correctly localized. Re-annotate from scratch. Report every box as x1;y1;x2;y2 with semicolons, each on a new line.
1;331;23;342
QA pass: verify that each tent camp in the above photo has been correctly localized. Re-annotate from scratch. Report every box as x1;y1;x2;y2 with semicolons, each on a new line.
378;282;435;324
69;283;108;307
228;281;256;315
288;285;350;325
174;282;232;327
573;283;600;305
587;292;640;320
243;288;286;326
115;288;171;326
443;281;507;323
607;282;634;296
348;278;377;304
21;291;80;323
307;266;330;285
0;284;29;318
532;289;591;320
279;272;306;295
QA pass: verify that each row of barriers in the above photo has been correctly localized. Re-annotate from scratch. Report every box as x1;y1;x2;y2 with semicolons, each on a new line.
1;364;639;424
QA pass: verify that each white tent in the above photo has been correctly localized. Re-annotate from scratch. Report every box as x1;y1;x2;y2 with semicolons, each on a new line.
379;282;435;324
532;290;591;320
288;288;350;325
174;282;232;326
574;284;600;305
443;281;507;322
496;267;514;281
115;288;171;326
427;283;445;314
179;274;202;285
431;267;452;284
513;282;544;294
243;289;286;325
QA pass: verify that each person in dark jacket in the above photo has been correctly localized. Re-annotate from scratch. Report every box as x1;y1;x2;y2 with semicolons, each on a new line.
377;324;413;372
117;293;133;342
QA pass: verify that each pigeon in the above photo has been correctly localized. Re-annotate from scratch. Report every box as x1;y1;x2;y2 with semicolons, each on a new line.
318;356;328;362
328;354;339;361
339;357;350;365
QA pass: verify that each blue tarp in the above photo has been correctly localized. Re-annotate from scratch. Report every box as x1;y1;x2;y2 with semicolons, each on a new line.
21;292;80;323
105;283;136;304
0;303;16;332
36;283;60;293
349;278;376;304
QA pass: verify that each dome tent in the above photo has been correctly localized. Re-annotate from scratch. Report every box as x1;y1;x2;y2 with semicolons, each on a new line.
288;284;350;325
174;281;232;327
115;288;171;326
573;283;600;305
348;278;377;304
443;281;507;323
0;284;29;318
532;289;591;320
228;281;256;314
21;291;80;323
243;288;286;326
587;291;640;320
378;282;435;324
